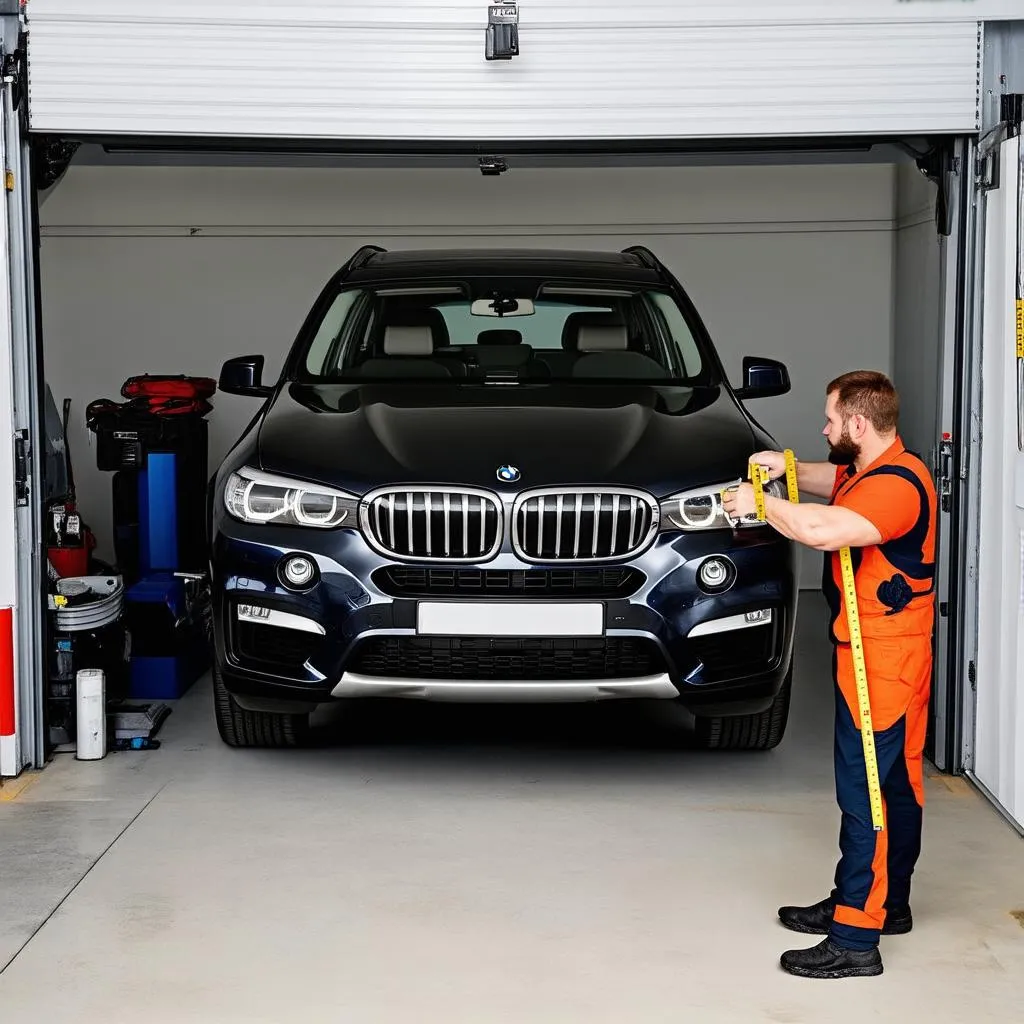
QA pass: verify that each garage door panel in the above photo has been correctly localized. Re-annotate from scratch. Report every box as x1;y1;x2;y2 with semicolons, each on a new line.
28;3;981;138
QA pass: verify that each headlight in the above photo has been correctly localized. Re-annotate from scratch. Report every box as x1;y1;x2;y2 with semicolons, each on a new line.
224;467;359;529
659;478;786;532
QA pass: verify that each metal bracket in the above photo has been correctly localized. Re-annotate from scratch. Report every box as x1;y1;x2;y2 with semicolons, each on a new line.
975;95;1024;191
915;141;955;237
937;433;954;513
33;137;80;191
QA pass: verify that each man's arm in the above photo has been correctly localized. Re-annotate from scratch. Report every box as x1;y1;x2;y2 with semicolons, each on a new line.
761;495;881;551
794;460;839;501
748;450;836;500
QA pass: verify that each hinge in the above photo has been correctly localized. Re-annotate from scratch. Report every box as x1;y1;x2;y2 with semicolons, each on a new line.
0;52;15;85
13;429;29;506
0;43;25;111
1000;93;1023;136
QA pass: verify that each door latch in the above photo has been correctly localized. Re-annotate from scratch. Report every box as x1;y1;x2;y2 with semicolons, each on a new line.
938;432;954;513
486;4;519;60
14;429;29;506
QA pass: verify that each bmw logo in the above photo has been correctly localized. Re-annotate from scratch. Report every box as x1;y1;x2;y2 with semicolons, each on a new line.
497;465;521;483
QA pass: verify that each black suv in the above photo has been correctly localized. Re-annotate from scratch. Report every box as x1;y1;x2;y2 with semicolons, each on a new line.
210;246;798;749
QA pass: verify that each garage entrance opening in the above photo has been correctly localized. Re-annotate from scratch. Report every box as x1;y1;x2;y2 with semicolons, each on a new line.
22;137;961;765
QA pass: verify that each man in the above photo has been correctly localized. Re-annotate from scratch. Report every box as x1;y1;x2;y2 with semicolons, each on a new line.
722;370;936;980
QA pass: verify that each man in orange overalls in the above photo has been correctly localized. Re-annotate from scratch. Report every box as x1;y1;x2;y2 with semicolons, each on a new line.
723;370;936;979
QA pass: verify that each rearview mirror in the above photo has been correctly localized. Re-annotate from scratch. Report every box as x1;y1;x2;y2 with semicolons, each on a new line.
470;297;536;317
735;357;790;400
220;356;272;398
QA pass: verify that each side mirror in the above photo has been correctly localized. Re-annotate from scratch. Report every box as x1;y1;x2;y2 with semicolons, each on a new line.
735;357;790;400
219;356;273;398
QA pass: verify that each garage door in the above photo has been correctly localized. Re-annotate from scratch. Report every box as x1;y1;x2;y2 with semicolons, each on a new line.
26;0;992;140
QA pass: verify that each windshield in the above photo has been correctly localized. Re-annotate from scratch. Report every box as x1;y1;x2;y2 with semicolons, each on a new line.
299;282;713;385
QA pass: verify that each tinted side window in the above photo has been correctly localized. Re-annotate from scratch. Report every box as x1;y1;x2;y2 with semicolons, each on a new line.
305;290;363;376
648;292;702;378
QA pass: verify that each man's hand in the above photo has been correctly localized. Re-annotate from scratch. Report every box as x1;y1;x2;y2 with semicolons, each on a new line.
722;482;757;521
749;450;788;481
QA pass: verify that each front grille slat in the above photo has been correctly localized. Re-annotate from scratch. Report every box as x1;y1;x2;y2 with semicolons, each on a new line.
363;487;502;563
555;494;564;556
537;496;545;557
573;496;582;558
424;493;433;557
405;491;414;555
443;493;451;557
513;489;657;563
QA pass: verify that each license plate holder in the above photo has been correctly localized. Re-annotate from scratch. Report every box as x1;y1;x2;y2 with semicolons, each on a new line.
416;602;603;637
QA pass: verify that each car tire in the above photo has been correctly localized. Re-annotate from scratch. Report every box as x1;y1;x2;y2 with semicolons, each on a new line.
692;666;792;751
213;663;312;749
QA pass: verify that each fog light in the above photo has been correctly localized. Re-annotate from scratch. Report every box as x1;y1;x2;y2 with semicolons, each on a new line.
697;556;736;593
280;555;317;590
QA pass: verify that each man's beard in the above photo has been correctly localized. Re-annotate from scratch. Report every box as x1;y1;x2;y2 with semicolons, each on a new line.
827;428;860;466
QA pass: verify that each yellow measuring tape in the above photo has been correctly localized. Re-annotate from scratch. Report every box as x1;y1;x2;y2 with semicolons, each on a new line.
749;450;885;832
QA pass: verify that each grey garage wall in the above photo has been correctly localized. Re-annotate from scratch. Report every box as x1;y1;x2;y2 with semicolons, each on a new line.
893;161;942;472
38;162;898;588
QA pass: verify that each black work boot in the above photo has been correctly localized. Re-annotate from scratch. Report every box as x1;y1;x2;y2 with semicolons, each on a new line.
780;938;883;979
778;897;913;936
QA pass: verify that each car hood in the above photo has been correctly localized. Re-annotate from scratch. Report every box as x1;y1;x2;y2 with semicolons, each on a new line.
256;382;759;498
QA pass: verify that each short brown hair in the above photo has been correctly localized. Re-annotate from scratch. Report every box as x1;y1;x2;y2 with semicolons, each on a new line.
826;370;899;434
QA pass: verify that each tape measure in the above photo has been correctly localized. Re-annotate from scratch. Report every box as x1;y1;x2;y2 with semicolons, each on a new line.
749;449;885;832
748;461;770;521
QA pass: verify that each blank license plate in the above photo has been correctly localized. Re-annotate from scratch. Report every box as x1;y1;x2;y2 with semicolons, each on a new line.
416;602;603;637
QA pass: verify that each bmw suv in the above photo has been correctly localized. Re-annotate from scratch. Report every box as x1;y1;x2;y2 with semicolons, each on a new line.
210;246;798;749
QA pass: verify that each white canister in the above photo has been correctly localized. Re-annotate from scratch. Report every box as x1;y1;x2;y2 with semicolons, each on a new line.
75;668;106;760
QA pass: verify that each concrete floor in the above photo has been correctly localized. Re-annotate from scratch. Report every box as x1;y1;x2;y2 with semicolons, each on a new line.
1;598;1022;1023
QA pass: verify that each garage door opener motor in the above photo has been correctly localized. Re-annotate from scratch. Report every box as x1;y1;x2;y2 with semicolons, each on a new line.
485;4;519;60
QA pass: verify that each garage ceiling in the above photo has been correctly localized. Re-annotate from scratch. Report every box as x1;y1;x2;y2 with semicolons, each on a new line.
27;1;984;140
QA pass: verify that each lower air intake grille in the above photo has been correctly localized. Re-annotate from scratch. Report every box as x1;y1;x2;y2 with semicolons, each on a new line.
350;636;666;680
690;621;777;675
375;566;645;599
233;621;322;675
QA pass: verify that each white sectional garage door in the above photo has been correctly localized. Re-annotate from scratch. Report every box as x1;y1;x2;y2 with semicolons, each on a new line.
25;0;993;140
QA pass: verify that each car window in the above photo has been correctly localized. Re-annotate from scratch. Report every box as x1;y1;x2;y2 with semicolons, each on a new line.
300;283;711;385
434;300;611;349
304;289;363;376
648;291;702;378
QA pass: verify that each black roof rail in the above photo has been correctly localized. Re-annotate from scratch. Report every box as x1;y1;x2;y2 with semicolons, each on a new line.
620;245;661;270
342;244;387;273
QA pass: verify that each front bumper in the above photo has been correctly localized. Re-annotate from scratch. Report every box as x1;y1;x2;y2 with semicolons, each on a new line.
210;519;797;716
